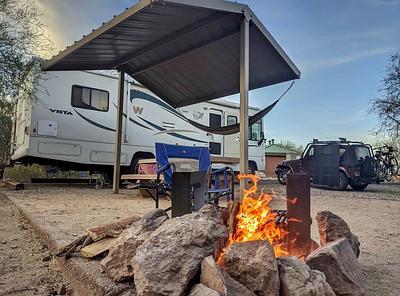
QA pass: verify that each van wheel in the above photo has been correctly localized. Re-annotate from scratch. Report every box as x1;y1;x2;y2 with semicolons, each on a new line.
277;168;290;185
338;171;349;191
350;183;368;191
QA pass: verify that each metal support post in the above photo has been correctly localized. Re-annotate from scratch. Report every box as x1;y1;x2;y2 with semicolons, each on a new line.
286;173;312;258
239;16;249;199
112;70;125;193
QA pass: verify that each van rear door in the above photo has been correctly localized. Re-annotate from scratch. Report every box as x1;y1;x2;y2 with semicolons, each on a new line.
311;144;340;188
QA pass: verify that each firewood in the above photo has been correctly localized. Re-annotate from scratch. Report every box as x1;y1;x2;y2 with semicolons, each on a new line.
85;215;141;242
80;237;116;258
5;180;24;191
56;235;87;257
228;201;240;235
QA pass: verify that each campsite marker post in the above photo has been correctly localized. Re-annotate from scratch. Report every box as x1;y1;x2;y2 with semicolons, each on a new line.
113;70;125;193
239;16;250;199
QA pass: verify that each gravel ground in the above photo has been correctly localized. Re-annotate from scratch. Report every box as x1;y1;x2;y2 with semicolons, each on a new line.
1;181;399;295
0;191;70;296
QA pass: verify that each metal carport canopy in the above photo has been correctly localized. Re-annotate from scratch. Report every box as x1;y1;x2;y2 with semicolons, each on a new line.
42;0;300;195
42;0;300;108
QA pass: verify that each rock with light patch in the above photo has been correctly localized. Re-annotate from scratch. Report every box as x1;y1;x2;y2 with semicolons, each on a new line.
316;210;360;257
201;256;255;296
278;256;335;296
306;238;365;296
132;205;228;296
189;284;221;296
101;209;168;282
221;240;279;296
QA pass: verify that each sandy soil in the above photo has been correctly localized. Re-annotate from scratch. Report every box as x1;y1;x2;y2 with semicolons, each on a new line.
1;182;399;295
0;192;69;296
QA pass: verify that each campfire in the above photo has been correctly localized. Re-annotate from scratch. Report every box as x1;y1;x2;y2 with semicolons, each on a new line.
57;173;365;296
221;174;299;260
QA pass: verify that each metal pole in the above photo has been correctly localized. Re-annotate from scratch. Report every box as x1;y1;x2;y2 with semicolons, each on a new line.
239;16;249;199
112;70;125;193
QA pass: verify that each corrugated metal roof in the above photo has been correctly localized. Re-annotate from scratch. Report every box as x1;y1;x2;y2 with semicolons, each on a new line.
265;144;299;156
42;0;300;108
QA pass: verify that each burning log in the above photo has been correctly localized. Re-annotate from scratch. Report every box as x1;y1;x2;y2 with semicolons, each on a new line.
277;256;335;296
227;200;240;235
306;238;366;296
221;240;280;296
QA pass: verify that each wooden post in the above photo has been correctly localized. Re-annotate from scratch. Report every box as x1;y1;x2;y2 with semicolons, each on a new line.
239;16;249;199
112;70;125;193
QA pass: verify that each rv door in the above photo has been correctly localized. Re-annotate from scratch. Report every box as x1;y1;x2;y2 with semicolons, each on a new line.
223;113;240;158
207;109;223;156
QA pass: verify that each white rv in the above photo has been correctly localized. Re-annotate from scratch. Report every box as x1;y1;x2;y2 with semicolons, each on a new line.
11;71;265;178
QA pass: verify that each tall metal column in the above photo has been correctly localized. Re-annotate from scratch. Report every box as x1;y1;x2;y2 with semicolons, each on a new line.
112;70;125;193
239;16;249;199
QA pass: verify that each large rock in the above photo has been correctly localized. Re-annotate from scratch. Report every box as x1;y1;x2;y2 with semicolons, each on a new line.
132;205;228;296
101;209;168;282
221;240;280;296
277;256;335;296
316;210;360;257
306;238;365;296
201;256;255;296
188;284;220;296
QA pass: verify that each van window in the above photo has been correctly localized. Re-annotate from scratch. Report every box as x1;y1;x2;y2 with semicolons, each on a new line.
71;85;109;112
355;146;371;160
305;146;314;157
227;115;237;126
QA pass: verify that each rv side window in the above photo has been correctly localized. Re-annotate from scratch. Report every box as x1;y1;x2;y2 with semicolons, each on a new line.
71;85;109;112
227;115;237;126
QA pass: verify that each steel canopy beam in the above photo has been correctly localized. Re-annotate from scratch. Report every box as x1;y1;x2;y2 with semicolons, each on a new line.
129;28;239;77
239;16;249;199
113;70;125;193
110;12;229;69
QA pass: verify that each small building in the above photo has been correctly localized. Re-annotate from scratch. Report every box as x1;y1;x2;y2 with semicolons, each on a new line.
264;140;301;177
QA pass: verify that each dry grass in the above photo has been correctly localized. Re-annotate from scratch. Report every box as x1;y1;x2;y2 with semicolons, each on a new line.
4;164;84;183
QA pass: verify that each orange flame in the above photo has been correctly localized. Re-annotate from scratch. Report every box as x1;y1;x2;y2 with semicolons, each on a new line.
223;174;291;259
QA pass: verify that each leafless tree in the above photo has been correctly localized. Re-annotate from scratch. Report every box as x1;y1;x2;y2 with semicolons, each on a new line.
370;52;400;139
0;0;52;163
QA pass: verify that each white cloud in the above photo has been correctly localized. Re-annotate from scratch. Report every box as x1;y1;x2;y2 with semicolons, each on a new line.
301;47;397;73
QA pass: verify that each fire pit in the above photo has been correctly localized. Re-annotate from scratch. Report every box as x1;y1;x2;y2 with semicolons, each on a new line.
97;173;365;296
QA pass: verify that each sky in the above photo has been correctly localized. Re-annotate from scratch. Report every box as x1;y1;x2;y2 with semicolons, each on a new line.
35;0;400;146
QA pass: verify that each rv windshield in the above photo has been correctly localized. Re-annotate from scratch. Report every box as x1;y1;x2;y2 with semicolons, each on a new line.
249;121;262;141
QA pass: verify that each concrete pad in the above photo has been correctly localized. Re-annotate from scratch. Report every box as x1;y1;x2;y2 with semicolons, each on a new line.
5;185;170;296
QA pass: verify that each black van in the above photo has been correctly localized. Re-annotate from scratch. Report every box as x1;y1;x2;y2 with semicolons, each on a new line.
275;138;380;190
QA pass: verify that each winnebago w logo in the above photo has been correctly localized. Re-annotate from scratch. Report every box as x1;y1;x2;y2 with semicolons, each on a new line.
133;106;143;114
50;109;73;115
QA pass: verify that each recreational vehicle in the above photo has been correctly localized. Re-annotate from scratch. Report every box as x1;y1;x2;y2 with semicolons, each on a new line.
11;71;265;179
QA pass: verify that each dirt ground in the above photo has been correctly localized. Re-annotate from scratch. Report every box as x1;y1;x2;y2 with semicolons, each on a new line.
1;181;400;295
0;192;69;296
